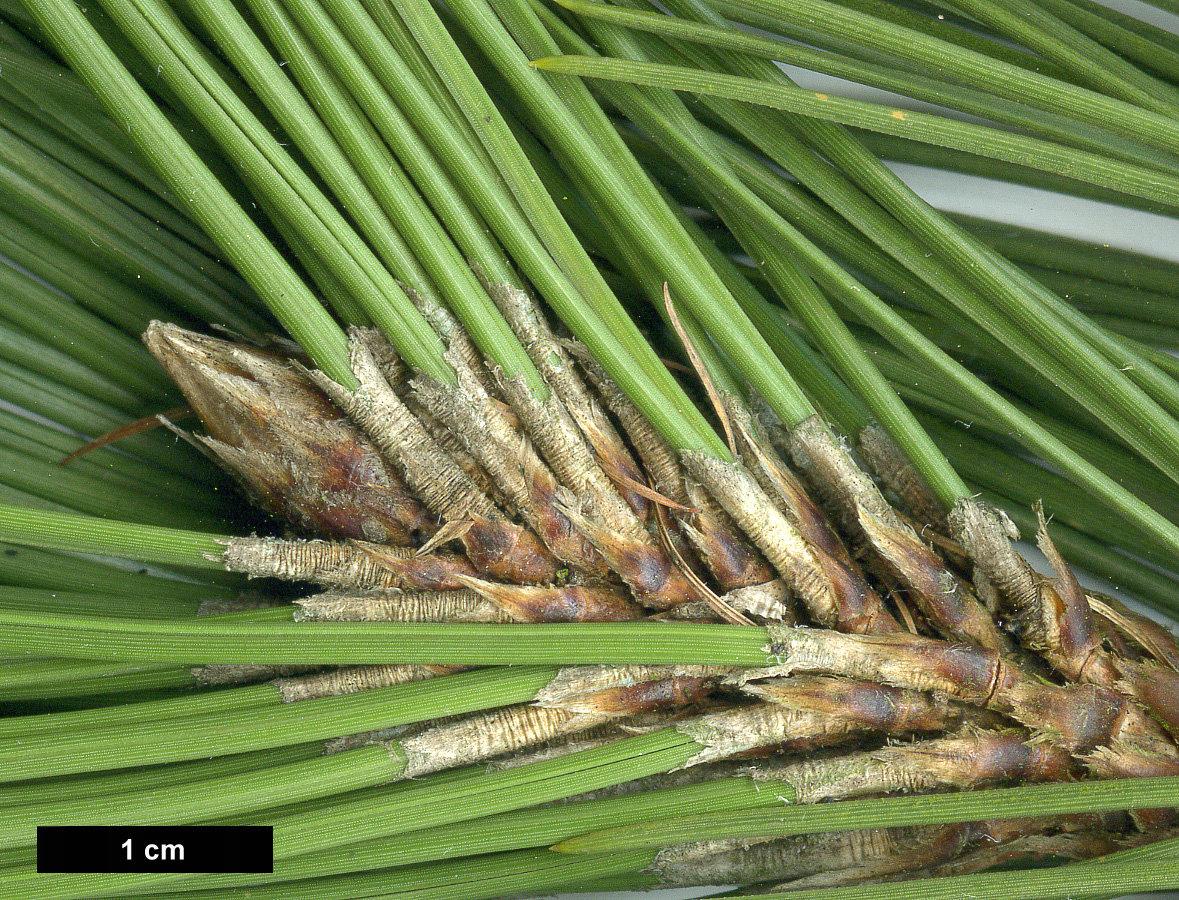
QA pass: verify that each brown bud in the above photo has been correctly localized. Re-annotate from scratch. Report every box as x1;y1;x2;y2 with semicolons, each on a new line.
556;501;700;609
411;351;606;576
682;481;777;590
1112;658;1179;738
144;322;432;544
1033;508;1120;685
759;625;1179;776
581;353;773;591
1089;592;1179;672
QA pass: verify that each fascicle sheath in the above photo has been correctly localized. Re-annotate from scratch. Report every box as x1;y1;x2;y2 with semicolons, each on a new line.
751;728;1073;802
312;328;558;583
683;451;900;633
293;589;513;623
220;537;476;591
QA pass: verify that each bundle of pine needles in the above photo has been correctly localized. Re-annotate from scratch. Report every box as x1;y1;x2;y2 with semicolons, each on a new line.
0;0;1177;897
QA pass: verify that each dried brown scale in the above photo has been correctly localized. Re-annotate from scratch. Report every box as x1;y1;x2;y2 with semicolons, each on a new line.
489;283;650;519
815;530;906;635
144;323;433;545
858;509;1013;654
579;415;652;521
355;543;481;592
749;728;1074;802
576;347;690;509
580;351;776;594
556;500;702;610
909;812;1137;881
1109;658;1179;739
722;580;796;623
589;401;707;592
683;481;780;591
411;345;606;576
682;451;902;634
495;371;643;540
654;824;970;889
534;664;730;714
651;500;757;626
923;829;1130;880
292;588;514;623
631;702;734;732
766;412;951;619
890;588;921;635
966;810;1131;844
310;329;558;584
743;675;977;735
274;663;460;702
757;626;1179;777
1036;509;1121;685
487;709;720;773
453;574;644;622
305;342;485;524
485;730;633;771
857;423;950;536
219;536;477;591
676;704;832;768
1089;593;1179;671
358;325;409;390
329;687;705;768
580;675;718;715
522;470;613;579
1086;592;1146;661
1095;612;1138;661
